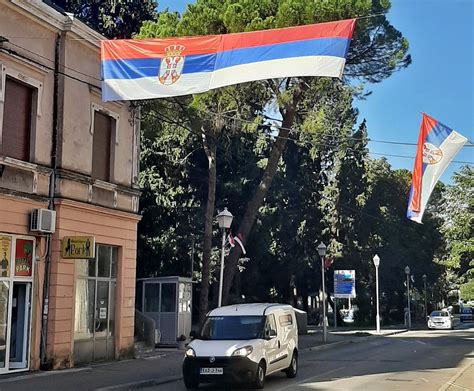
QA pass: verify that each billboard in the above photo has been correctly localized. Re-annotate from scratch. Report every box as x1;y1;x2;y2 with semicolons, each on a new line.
334;270;356;298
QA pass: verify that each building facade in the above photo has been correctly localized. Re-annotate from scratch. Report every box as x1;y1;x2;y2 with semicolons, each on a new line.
0;0;140;372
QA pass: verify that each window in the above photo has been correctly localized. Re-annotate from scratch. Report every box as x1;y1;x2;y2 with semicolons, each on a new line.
92;111;113;182
264;314;277;337
279;314;293;327
0;77;33;161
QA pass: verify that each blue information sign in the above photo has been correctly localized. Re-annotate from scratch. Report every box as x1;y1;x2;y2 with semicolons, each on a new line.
334;270;356;298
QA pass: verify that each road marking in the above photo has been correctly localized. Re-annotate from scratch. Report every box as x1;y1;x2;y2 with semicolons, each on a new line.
95;375;182;390
444;382;471;391
276;366;347;391
142;354;166;360
438;361;473;391
415;340;427;345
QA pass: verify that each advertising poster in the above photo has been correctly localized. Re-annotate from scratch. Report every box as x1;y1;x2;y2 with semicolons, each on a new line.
334;270;356;298
0;236;11;277
15;239;34;277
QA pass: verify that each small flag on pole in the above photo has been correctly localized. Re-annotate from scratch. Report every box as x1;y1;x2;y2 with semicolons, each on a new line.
228;234;235;248
227;232;246;254
233;233;246;255
407;113;468;223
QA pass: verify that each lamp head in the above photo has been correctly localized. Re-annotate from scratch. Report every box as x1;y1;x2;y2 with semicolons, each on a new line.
317;242;327;257
217;207;233;229
422;274;427;282
373;254;380;267
405;265;410;275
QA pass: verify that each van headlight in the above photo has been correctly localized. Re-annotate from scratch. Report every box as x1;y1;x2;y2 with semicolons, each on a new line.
232;346;253;357
185;348;196;358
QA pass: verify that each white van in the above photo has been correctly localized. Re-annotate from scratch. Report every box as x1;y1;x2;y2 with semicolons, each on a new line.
182;303;298;389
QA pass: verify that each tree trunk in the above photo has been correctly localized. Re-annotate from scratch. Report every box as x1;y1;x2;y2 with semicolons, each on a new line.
222;108;296;304
198;132;217;325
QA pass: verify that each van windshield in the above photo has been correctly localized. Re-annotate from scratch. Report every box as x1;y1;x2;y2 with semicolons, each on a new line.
200;316;265;340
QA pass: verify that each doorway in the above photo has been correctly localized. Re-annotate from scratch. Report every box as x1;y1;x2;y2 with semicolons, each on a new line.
9;283;31;369
73;245;117;365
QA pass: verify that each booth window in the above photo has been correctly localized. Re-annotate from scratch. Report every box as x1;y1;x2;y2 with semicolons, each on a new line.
0;77;33;161
161;283;176;312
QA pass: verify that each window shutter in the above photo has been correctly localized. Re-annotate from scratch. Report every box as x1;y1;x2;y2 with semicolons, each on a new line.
92;111;112;182
1;78;33;161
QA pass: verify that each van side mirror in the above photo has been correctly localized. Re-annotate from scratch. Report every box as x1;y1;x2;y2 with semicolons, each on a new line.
268;329;277;339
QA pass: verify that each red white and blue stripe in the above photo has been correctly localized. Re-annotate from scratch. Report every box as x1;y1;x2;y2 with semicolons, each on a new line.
101;19;356;101
407;113;468;223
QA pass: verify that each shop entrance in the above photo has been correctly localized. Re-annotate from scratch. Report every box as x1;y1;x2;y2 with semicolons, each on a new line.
9;283;31;369
73;245;117;365
0;235;35;374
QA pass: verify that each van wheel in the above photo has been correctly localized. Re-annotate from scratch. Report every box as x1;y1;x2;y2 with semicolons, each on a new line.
285;351;298;378
254;361;266;389
184;376;199;389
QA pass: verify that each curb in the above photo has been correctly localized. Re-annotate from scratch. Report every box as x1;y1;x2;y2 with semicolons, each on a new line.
301;329;408;352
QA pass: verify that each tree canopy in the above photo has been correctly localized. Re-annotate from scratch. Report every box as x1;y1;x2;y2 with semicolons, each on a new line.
137;0;413;322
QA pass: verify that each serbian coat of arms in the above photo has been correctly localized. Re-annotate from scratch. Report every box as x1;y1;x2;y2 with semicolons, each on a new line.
422;142;443;165
158;44;185;85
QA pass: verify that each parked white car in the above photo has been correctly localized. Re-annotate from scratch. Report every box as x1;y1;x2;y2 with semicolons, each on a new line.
182;303;298;389
427;310;456;330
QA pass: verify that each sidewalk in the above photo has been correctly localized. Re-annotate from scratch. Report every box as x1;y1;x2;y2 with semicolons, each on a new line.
0;327;407;391
299;326;407;351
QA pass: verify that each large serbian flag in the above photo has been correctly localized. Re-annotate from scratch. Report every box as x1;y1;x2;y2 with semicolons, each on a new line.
407;113;468;223
101;19;356;101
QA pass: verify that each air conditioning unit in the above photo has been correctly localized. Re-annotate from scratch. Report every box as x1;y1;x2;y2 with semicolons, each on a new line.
30;208;56;234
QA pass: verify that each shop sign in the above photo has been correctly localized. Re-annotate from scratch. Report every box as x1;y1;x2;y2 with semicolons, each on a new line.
62;236;95;259
15;239;34;277
0;236;12;277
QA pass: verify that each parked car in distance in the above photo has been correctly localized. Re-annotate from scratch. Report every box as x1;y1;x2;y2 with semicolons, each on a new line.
427;310;456;330
182;303;298;389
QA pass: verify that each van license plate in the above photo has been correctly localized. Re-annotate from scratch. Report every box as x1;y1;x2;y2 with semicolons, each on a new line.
200;367;223;375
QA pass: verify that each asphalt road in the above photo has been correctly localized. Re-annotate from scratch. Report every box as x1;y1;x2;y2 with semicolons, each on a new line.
0;325;472;391
150;325;474;391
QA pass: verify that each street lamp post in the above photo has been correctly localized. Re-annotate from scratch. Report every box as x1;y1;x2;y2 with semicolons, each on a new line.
405;265;411;330
317;242;327;343
217;208;233;307
422;274;428;318
373;254;381;334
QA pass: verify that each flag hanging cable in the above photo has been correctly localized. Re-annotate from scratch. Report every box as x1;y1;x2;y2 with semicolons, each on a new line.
407;113;468;223
101;19;356;101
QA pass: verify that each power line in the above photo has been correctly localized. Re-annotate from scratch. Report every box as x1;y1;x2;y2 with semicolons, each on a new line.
7;41;102;82
141;108;438;234
211;109;474;148
3;39;472;163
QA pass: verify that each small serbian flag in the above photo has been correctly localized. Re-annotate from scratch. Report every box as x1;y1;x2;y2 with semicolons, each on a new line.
407;113;468;223
101;19;355;101
228;232;246;255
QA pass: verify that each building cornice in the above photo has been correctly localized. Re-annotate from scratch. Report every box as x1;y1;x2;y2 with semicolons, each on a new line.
54;198;141;221
8;1;105;48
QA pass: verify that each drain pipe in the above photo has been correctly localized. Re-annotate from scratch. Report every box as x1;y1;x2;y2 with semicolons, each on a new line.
40;31;62;367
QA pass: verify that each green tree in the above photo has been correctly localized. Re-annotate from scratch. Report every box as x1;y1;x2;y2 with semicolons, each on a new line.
49;0;156;38
138;0;411;316
439;165;474;301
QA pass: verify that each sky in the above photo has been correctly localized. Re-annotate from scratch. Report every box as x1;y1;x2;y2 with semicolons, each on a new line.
156;0;474;183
